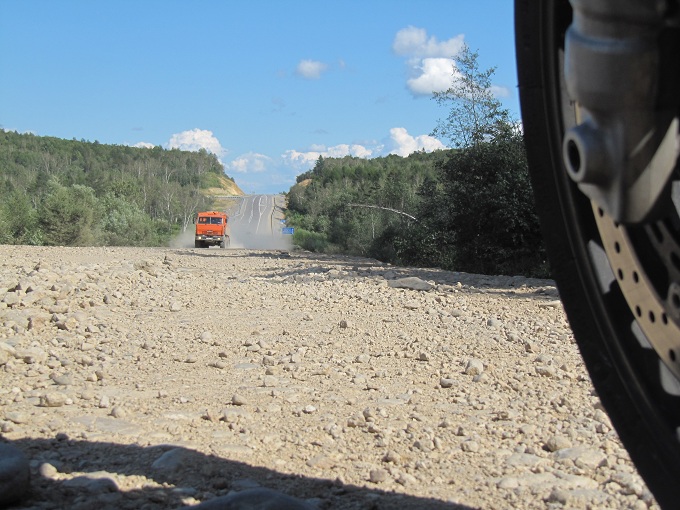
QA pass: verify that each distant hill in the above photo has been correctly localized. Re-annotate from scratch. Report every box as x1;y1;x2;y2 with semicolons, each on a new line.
0;129;242;246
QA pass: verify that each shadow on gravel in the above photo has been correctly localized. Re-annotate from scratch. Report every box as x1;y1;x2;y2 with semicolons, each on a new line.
7;437;476;509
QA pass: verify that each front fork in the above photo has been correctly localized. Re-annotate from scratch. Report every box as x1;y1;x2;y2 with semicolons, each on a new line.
562;0;680;223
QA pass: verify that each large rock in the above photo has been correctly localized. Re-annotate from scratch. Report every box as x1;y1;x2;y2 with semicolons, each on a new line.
0;443;30;506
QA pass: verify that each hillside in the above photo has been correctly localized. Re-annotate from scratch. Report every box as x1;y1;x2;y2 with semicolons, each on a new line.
0;130;242;247
204;174;245;197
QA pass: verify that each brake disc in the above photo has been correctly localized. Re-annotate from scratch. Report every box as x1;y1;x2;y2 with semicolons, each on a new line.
594;201;680;380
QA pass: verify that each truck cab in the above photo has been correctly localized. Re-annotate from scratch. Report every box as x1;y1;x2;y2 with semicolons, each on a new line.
195;211;230;248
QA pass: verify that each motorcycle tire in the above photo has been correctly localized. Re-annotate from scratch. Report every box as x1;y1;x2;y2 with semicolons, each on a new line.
515;0;680;507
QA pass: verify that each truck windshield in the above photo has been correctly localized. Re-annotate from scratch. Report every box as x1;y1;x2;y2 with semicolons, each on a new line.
198;217;222;224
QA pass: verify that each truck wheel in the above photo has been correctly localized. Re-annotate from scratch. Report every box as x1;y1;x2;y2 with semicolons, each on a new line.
220;239;226;249
194;240;201;249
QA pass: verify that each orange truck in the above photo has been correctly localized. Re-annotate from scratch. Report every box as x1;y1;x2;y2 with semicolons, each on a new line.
194;211;230;248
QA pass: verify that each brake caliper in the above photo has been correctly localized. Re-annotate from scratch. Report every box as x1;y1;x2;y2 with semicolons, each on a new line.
563;0;679;223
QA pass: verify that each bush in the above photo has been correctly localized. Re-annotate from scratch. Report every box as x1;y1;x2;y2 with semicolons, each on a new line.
439;131;545;275
292;228;328;252
99;194;155;246
39;181;100;246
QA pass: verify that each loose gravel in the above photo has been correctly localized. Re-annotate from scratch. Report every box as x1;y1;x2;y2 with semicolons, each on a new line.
0;245;658;509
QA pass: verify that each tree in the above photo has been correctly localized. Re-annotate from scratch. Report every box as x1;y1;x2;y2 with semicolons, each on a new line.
39;181;100;246
438;131;544;275
99;193;155;246
432;44;511;148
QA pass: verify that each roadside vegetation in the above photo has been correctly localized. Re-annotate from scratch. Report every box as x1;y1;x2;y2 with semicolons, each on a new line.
286;45;546;277
0;131;239;246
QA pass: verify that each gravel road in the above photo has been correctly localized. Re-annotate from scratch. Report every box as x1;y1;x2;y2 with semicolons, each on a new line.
0;245;658;509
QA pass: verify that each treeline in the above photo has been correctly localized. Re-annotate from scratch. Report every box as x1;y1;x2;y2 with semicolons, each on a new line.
0;130;234;246
287;151;444;258
285;129;546;277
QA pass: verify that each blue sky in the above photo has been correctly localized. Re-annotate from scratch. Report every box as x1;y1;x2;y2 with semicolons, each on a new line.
0;0;519;194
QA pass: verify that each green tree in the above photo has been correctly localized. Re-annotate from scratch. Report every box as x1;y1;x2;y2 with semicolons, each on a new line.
39;181;100;246
432;44;511;148
99;194;155;246
0;191;42;245
438;130;545;275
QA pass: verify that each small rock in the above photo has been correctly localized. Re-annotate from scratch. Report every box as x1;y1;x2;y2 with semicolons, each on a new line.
461;440;480;453
465;358;484;376
369;468;389;483
388;277;433;292
306;454;334;469
110;406;127;419
487;318;501;328
152;448;192;475
232;394;248;406
497;477;519;489
5;412;30;425
63;472;118;493
397;472;418;486
524;340;539;353
383;450;402;464
440;378;455;388
536;365;557;378
40;393;67;407
545;435;572;452
38;462;58;479
263;375;278;387
50;372;73;386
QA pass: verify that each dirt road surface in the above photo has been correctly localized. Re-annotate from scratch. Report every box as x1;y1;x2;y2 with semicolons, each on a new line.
0;245;657;509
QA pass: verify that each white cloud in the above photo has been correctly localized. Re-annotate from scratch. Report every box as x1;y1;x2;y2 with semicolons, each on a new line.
386;127;445;156
407;57;456;96
490;85;510;98
281;143;377;170
133;141;155;149
392;27;465;97
281;128;443;171
393;27;510;100
296;59;328;79
392;26;465;59
226;152;273;174
166;128;227;160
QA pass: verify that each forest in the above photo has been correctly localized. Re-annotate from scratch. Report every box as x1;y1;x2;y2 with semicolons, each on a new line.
0;130;237;246
285;127;546;277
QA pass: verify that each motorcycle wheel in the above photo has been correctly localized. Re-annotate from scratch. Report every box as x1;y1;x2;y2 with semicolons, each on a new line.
515;0;680;507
